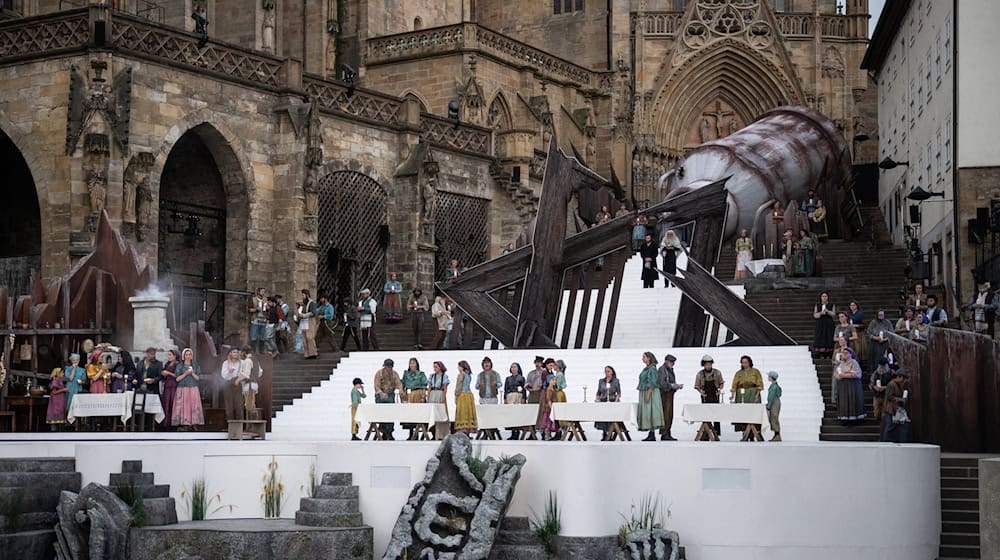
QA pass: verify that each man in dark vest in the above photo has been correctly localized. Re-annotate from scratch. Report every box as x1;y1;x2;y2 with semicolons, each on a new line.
657;354;683;441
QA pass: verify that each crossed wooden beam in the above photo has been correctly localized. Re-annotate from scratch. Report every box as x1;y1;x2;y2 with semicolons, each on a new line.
437;140;795;348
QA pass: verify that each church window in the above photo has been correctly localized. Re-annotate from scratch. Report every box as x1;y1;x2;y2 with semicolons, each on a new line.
554;0;583;14
944;114;952;170
944;15;952;70
770;0;786;11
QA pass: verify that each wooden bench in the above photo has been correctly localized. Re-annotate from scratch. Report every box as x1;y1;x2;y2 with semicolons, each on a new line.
227;420;267;440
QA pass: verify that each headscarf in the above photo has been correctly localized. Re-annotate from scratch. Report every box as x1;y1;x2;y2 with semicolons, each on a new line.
69;353;80;361
767;371;779;380
181;347;194;363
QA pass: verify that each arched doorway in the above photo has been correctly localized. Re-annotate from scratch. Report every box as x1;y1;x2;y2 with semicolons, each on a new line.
317;171;388;302
0;129;41;295
157;126;232;342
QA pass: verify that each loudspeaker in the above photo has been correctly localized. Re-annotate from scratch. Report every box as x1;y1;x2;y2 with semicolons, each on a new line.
378;225;390;248
202;262;216;283
511;166;521;184
909;205;921;225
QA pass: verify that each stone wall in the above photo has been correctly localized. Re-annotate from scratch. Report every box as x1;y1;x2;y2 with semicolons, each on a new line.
957;166;1000;300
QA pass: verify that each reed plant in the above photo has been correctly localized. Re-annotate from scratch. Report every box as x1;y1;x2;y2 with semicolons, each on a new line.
529;490;561;557
261;456;285;518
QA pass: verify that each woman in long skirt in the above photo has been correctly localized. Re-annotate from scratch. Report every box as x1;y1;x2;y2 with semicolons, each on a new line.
812;292;837;358
637;352;664;441
835;349;865;422
734;229;753;280
47;367;68;429
383;273;403;322
160;349;180;428
427;361;450;417
730;355;764;437
539;376;559;439
866;310;893;373
86;350;109;394
453;360;477;434
172;348;204;429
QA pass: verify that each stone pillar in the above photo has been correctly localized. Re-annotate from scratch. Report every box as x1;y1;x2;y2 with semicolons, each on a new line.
981;458;1000;560
129;295;174;357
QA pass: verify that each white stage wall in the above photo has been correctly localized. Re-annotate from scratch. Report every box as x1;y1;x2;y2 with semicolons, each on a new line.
0;440;940;560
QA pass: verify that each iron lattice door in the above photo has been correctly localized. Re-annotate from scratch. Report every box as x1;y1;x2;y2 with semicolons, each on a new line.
317;171;388;299
435;191;490;280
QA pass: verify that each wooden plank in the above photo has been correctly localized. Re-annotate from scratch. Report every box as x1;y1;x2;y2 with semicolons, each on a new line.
559;267;578;349
601;249;628;348
660;254;795;346
709;317;721;347
574;265;595;349
446;291;519;347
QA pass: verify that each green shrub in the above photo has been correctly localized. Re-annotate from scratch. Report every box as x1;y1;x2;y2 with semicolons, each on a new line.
529;491;561;557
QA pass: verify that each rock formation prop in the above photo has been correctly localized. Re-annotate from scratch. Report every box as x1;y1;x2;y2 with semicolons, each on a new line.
54;483;133;560
616;529;680;560
382;433;526;560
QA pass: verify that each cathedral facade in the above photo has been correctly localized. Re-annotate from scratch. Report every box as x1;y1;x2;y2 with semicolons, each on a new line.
0;0;875;343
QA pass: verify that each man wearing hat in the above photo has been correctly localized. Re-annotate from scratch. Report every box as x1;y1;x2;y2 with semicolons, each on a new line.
881;368;910;443
694;354;725;437
373;359;402;439
526;356;546;404
350;377;366;441
358;289;380;351
657;354;683;441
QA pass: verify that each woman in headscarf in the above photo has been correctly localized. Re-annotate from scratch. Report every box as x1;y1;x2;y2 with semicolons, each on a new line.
660;229;682;287
172;348;204;430
160;349;180;428
637;352;664;441
835;348;865;422
539;375;560;440
427;361;450;416
47;364;69;429
86;350;109;394
734;228;753;280
63;353;86;413
453;360;477;435
595;365;621;440
866;309;894;373
111;350;137;393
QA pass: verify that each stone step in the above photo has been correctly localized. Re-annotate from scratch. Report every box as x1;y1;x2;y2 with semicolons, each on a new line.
942;521;980;534
488;544;549;560
0;528;57;560
293;511;363;528
0;510;58;531
298;497;359;514
942;488;979;500
121;460;144;474
941;510;979;524
0;484;81;516
109;472;154;487
320;472;352;486
820;433;880;442
0;472;81;489
940;477;980;489
0;458;76;473
941;533;980;547
937;544;981;558
941;457;982;468
313;485;359;499
941;499;980;512
941;467;979;479
494;530;540;547
501;516;530;531
142;497;179;526
109;484;170;499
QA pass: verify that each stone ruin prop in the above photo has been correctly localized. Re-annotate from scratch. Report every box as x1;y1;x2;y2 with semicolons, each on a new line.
54;482;133;560
382;433;526;560
616;528;681;560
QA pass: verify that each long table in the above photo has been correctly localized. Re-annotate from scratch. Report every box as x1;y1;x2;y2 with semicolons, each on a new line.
551;402;638;441
680;403;770;441
67;391;165;425
354;403;448;440
474;404;539;440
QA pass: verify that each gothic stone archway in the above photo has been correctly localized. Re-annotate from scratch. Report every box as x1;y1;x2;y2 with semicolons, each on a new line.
317;171;388;302
0;128;41;296
157;123;248;344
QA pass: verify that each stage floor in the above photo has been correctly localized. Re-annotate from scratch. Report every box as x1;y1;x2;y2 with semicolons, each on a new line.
0;438;941;560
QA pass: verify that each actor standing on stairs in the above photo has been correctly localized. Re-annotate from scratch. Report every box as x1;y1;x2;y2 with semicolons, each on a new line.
657;354;682;440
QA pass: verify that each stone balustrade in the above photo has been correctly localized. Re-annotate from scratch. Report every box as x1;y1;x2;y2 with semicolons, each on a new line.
631;11;856;40
365;22;612;91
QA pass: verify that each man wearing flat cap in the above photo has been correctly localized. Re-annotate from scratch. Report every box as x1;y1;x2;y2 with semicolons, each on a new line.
526;355;545;404
694;354;725;437
657;354;683;441
373;358;402;439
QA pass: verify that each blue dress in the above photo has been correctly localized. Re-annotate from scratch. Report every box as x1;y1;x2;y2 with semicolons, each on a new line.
64;366;87;412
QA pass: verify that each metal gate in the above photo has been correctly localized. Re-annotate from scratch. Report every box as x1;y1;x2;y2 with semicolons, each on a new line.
317;171;388;299
435;191;490;280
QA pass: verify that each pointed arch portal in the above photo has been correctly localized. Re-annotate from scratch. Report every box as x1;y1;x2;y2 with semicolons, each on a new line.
0;128;41;296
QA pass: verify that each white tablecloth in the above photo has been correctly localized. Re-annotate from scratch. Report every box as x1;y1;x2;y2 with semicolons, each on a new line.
680;403;770;432
551;402;638;424
67;391;165;424
746;258;785;276
354;403;448;426
474;404;538;430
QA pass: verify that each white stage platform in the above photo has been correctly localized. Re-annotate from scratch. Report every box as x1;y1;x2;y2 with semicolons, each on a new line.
271;346;823;442
0;439;940;560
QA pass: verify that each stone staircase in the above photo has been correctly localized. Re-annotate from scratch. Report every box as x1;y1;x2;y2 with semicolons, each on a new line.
272;353;346;414
294;472;364;528
491;167;538;222
489;517;547;560
0;457;81;558
938;455;984;560
108;460;177;526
